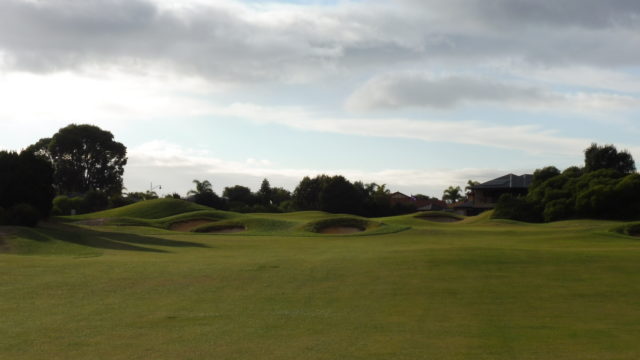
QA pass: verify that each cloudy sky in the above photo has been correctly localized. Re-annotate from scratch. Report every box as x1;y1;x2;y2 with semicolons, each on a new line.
1;0;639;197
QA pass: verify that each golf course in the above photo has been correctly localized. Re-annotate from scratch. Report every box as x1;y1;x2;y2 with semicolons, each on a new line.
2;198;640;359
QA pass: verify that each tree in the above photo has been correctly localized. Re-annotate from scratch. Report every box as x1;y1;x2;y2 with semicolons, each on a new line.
27;124;127;195
464;180;480;198
223;185;255;205
531;166;561;189
292;175;326;210
188;179;225;209
270;187;291;206
188;179;213;197
256;178;273;206
584;143;635;175
319;175;362;214
442;186;463;204
0;150;55;225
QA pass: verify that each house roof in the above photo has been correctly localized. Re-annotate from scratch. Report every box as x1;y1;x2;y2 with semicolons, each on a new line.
390;192;410;199
472;174;533;190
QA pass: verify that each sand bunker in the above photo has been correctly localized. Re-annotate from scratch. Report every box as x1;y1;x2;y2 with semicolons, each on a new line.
416;215;462;223
204;226;246;234
318;226;364;235
169;220;215;232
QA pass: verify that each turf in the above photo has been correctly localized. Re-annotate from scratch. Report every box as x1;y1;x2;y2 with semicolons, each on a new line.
66;198;212;220
2;206;640;359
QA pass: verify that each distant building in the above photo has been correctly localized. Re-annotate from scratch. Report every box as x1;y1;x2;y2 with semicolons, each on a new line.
454;174;533;216
389;192;447;211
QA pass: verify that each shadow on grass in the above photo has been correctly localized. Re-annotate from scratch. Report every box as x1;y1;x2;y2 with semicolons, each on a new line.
18;223;210;253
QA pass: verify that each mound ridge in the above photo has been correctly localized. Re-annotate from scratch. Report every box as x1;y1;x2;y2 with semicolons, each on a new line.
75;198;210;220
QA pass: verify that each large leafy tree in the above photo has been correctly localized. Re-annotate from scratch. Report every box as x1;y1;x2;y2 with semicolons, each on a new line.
27;124;127;195
584;143;635;174
319;175;363;214
292;175;326;210
223;185;255;205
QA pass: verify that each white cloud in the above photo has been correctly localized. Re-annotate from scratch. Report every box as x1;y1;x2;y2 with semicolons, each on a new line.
0;70;219;124
0;70;607;158
215;103;590;156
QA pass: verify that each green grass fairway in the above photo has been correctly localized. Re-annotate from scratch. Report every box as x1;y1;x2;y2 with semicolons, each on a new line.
2;200;640;359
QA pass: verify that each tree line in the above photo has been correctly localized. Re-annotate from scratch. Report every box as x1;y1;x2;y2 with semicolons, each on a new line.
186;175;424;217
494;143;640;222
1;123;436;227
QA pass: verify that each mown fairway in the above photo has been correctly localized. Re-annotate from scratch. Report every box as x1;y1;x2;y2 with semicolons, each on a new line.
2;200;640;359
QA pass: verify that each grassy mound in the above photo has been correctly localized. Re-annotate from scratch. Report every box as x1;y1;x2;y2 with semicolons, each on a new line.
414;211;463;223
93;210;235;231
71;198;210;220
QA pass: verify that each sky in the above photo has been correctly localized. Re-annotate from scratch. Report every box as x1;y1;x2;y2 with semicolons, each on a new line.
1;0;639;198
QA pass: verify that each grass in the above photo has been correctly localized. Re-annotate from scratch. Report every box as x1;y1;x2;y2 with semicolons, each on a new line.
64;198;212;220
2;202;640;359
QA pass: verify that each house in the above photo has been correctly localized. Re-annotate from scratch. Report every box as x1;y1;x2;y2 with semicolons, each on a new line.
454;173;533;216
389;192;447;211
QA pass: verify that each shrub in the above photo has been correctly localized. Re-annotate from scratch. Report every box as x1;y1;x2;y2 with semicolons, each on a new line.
493;194;543;223
0;207;7;225
9;203;40;227
82;190;109;213
543;199;573;222
52;195;73;216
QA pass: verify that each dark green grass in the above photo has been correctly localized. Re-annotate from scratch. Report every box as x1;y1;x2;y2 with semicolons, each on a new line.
2;210;640;359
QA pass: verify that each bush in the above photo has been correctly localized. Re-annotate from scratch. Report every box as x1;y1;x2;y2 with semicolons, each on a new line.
9;203;40;227
52;195;73;215
0;207;7;225
493;194;543;223
543;199;573;222
82;190;109;213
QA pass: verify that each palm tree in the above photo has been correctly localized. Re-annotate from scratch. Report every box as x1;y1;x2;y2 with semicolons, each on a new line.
188;179;213;197
188;179;224;208
465;180;480;199
442;186;463;204
374;183;391;196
